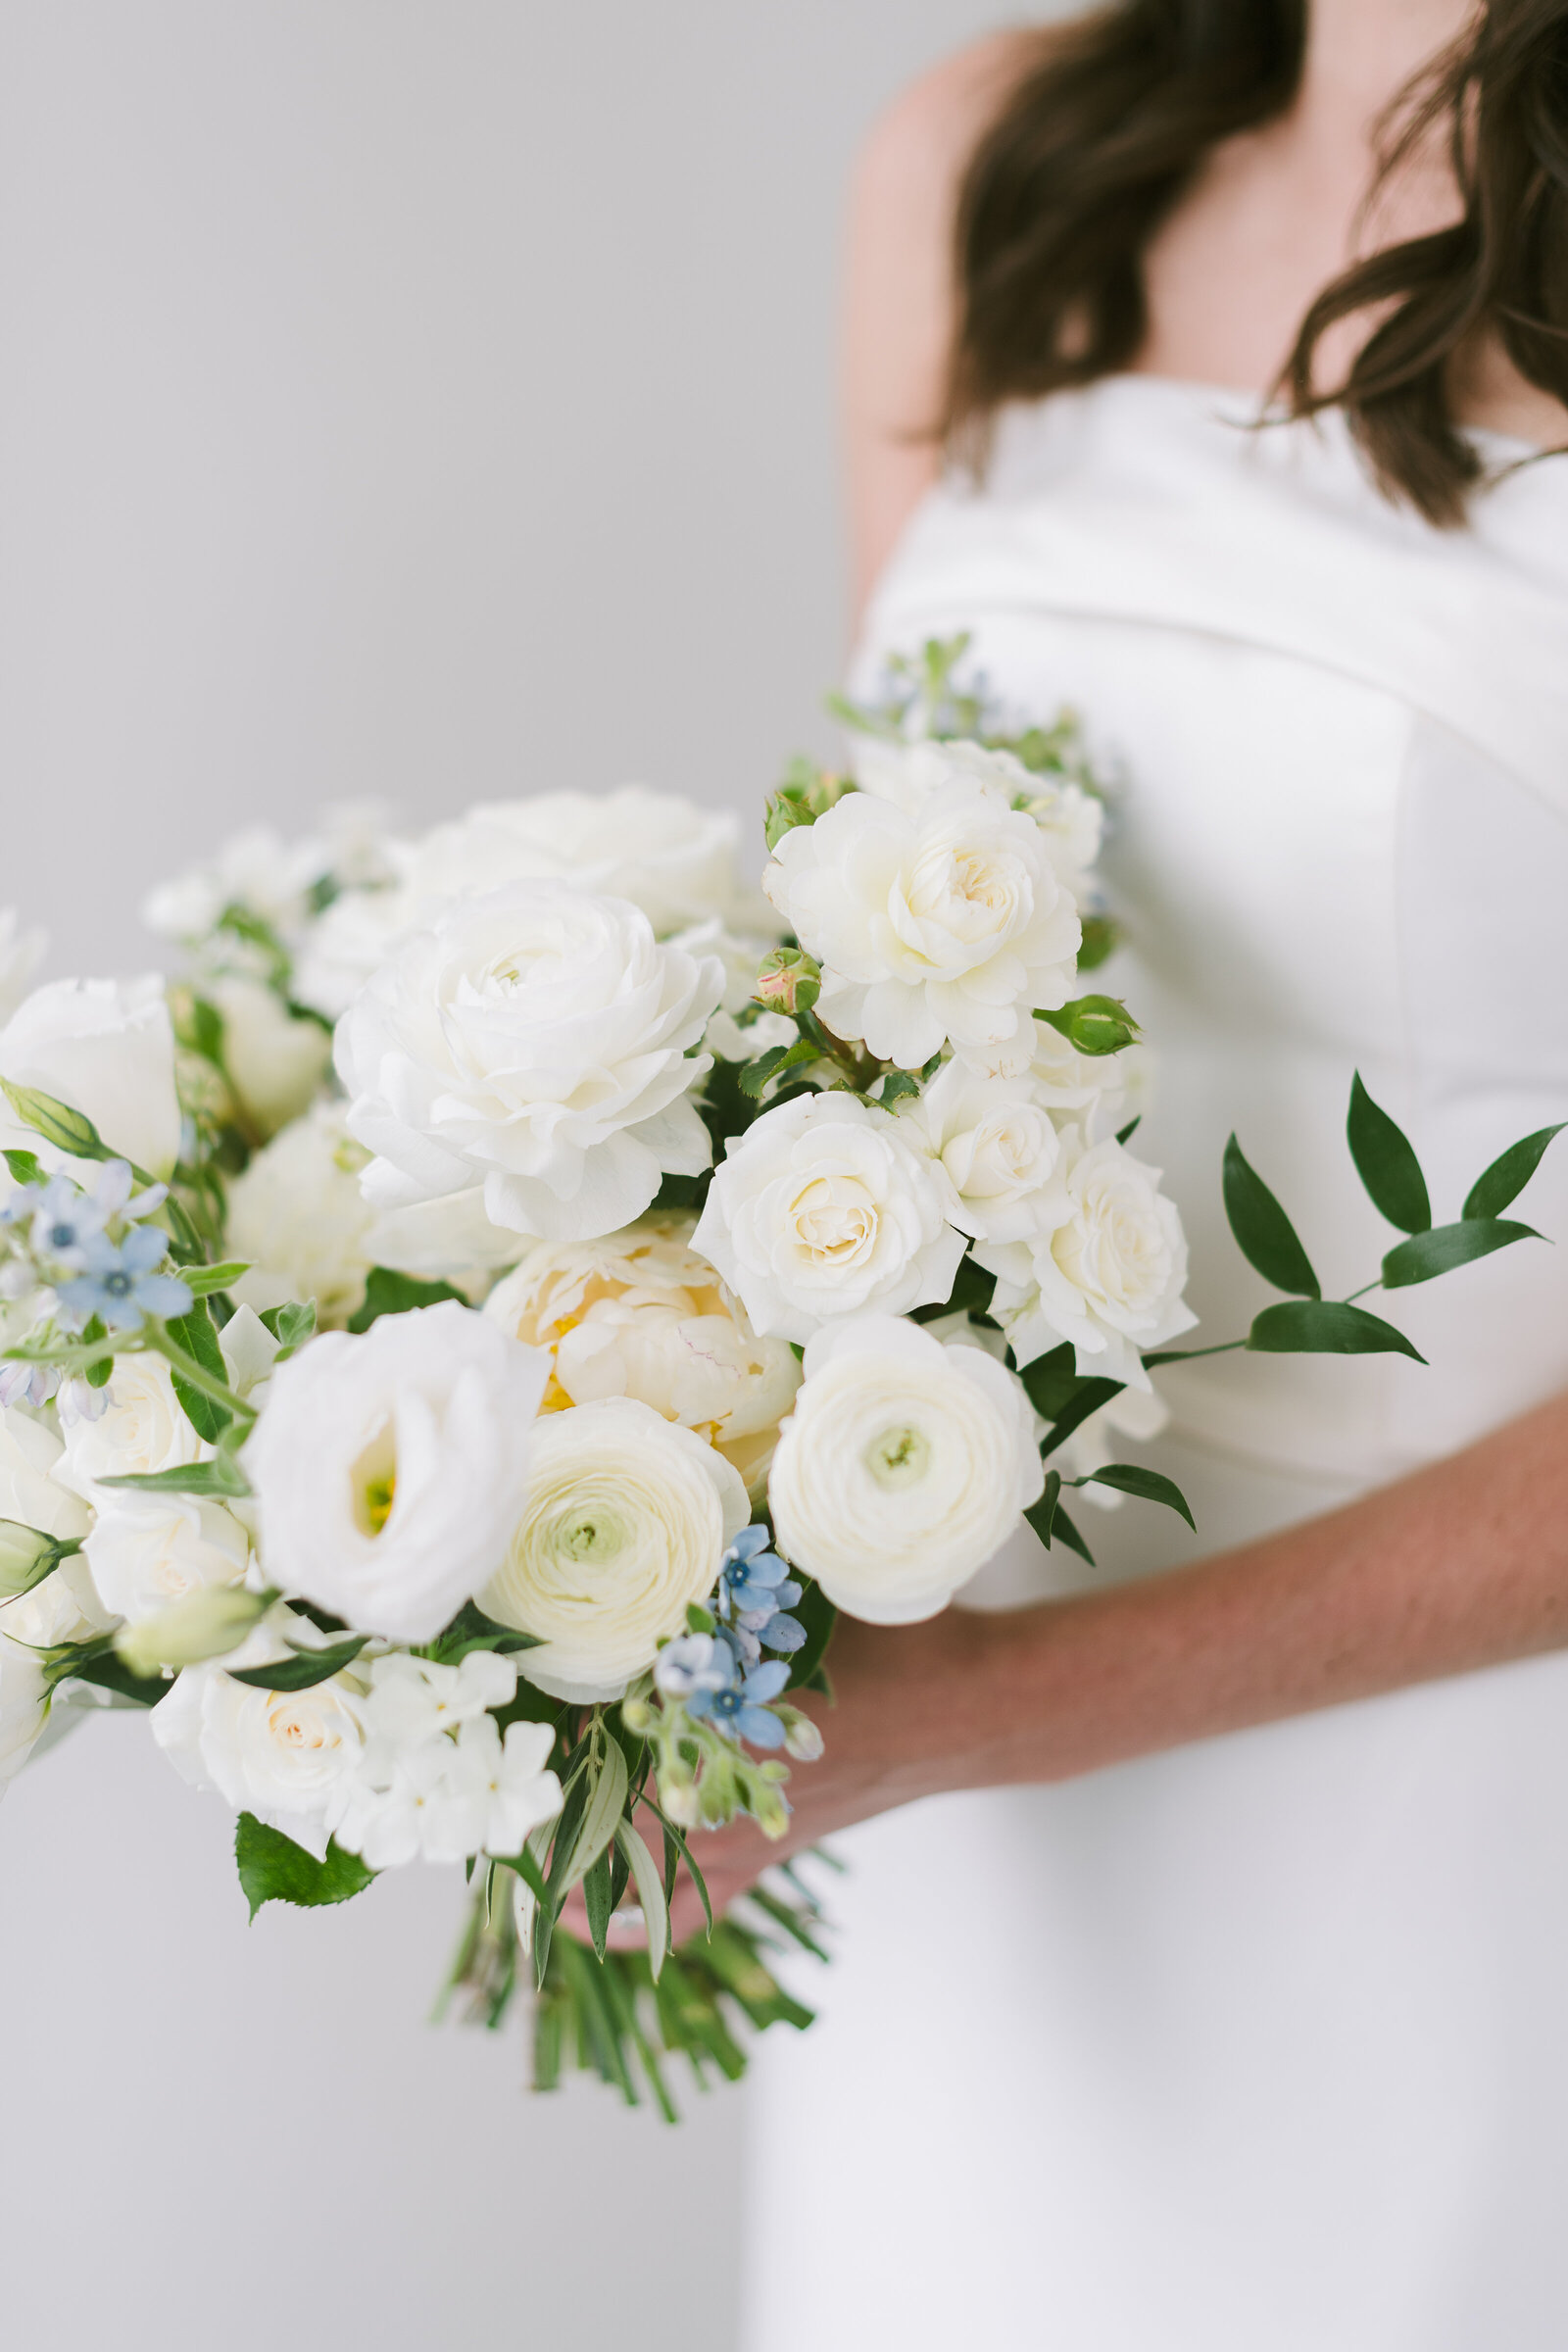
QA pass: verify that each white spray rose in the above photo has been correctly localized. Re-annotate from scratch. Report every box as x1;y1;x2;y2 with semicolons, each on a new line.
0;910;47;1026
894;1057;1061;1244
854;739;1103;902
767;1313;1044;1623
225;1102;376;1327
83;1494;250;1624
0;1403;91;1545
142;826;329;948
693;1091;965;1346
208;976;332;1141
241;1301;550;1642
326;1652;561;1869
483;1214;801;1498
764;779;1080;1070
0;976;181;1179
53;1354;209;1506
479;1396;748;1703
149;1608;366;1858
975;1127;1197;1389
335;882;723;1249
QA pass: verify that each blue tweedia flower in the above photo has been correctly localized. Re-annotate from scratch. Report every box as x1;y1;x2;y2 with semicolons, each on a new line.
686;1657;791;1749
58;1225;192;1334
653;1631;734;1701
716;1525;807;1664
19;1160;167;1274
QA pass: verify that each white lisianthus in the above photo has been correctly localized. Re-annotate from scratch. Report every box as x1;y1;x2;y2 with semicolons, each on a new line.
767;1313;1044;1623
83;1494;250;1624
207;976;332;1141
326;1651;561;1869
479;1397;749;1703
0;1559;110;1790
335;882;723;1249
0;1404;91;1544
0;976;181;1179
149;1609;366;1858
894;1057;1061;1244
225;1102;376;1327
0;910;47;1026
975;1126;1197;1389
692;1092;965;1346
242;1301;549;1642
53;1354;209;1507
763;779;1080;1069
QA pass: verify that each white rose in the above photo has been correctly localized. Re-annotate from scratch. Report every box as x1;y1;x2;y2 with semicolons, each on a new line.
692;1091;965;1345
895;1057;1061;1244
149;1608;366;1858
141;825;327;947
290;885;412;1023
767;1312;1044;1623
975;1127;1197;1390
483;1213;801;1498
208;977;332;1141
479;1396;748;1703
0;976;181;1179
0;1555;113;1789
764;779;1080;1069
53;1354;209;1506
336;882;722;1249
855;738;1103;899
225;1102;376;1327
0;1403;91;1544
83;1494;250;1623
241;1300;550;1642
0;909;47;1026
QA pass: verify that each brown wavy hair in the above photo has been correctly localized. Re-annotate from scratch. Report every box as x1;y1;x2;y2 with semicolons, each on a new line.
943;0;1568;521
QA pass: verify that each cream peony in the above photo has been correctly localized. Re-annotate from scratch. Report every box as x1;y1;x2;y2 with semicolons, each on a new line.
225;1102;377;1327
208;976;332;1140
335;881;723;1249
0;975;181;1179
241;1300;550;1642
482;1214;801;1497
53;1354;209;1506
83;1494;250;1624
150;1608;367;1858
692;1091;966;1346
479;1397;748;1704
767;1313;1044;1623
894;1056;1061;1244
975;1127;1197;1389
764;779;1081;1069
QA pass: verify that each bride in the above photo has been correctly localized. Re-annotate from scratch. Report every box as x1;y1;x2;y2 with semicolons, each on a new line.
710;2;1568;2345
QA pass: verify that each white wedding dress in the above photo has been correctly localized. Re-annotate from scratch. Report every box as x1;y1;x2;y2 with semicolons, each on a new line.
741;377;1568;2351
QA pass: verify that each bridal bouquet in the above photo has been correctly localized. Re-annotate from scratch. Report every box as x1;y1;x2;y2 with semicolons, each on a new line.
1;642;1556;2117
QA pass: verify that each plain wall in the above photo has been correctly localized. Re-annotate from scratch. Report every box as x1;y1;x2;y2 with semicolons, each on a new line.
0;8;1020;2352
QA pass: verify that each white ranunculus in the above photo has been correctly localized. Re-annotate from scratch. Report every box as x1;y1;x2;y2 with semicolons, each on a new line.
241;1301;550;1642
335;882;723;1250
483;1213;802;1499
0;910;47;1026
479;1396;748;1703
149;1609;366;1857
326;1651;561;1868
0;1559;109;1790
764;779;1081;1069
53;1354;209;1506
0;976;181;1179
225;1102;377;1327
692;1091;966;1346
208;976;332;1141
894;1057;1061;1244
83;1494;250;1624
0;1403;91;1545
767;1312;1044;1623
975;1126;1197;1389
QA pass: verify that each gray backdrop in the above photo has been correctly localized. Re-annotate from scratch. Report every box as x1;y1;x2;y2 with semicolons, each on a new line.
0;8;1015;2351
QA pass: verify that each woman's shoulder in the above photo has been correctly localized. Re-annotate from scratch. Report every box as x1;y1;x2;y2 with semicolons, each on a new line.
853;29;1039;222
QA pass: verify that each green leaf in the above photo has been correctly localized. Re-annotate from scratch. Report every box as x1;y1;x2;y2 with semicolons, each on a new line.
1046;1501;1096;1566
97;1455;252;1499
1462;1124;1566;1221
1077;913;1118;972
783;1576;837;1693
227;1636;368;1691
164;1299;233;1442
685;1600;716;1635
1347;1073;1431;1234
346;1267;466;1332
0;1080;113;1163
737;1036;817;1101
1024;1468;1061;1549
554;1735;629;1898
1381;1218;1542;1289
416;1599;542;1663
878;1069;923;1104
1115;1115;1141;1147
1222;1134;1320;1297
1248;1298;1426;1362
67;1651;170;1707
234;1813;374;1921
1036;1375;1126;1459
2;1149;44;1187
1075;1463;1197;1530
0;1518;79;1601
613;1818;670;1983
582;1847;614;1961
258;1298;317;1359
647;1801;713;1937
181;1261;250;1298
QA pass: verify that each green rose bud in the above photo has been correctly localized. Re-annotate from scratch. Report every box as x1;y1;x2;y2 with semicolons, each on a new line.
1037;995;1141;1058
753;947;822;1017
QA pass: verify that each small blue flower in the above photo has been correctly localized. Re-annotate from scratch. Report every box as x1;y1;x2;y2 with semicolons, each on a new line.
716;1525;806;1663
686;1656;790;1748
58;1225;192;1334
653;1631;735;1701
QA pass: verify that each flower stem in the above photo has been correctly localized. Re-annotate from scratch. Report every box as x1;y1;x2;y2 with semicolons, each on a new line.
147;1329;257;1425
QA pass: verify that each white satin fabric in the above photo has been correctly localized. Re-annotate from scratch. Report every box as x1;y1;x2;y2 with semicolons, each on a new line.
742;378;1568;2351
